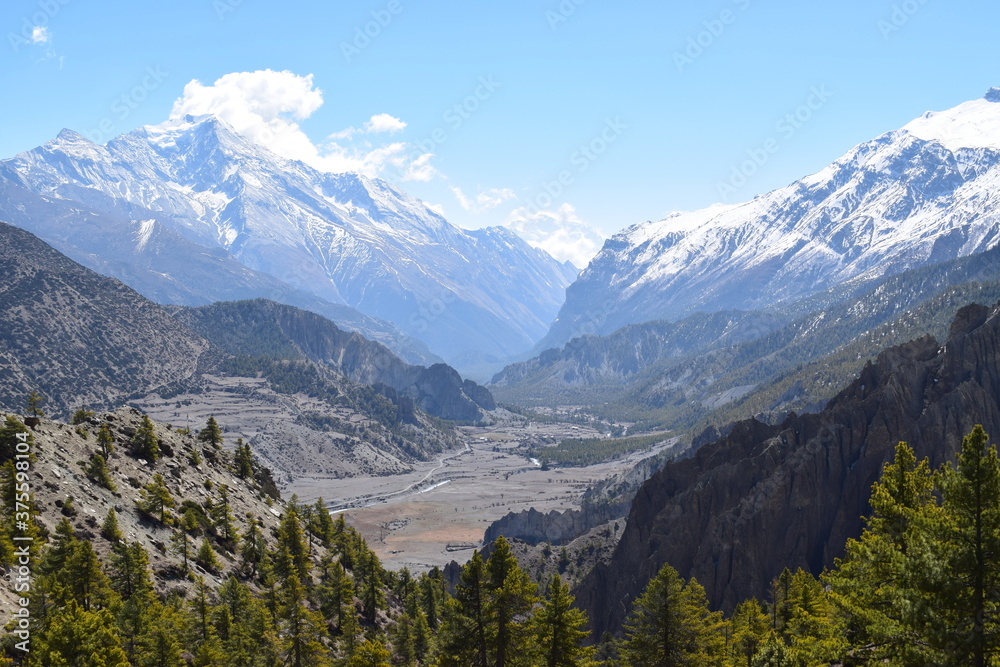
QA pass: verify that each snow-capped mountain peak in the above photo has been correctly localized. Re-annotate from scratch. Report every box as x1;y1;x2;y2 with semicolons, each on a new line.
902;88;1000;152
0;114;575;370
539;87;1000;350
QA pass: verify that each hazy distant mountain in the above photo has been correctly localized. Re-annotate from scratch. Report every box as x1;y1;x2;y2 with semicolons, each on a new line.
174;299;496;422
0;116;575;370
0;221;493;477
0;221;493;422
493;245;1000;434
541;88;1000;350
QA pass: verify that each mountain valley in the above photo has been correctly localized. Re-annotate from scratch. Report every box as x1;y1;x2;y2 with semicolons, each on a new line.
8;76;1000;665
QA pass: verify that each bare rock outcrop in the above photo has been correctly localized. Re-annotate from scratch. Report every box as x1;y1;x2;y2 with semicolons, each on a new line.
576;302;1000;637
483;501;630;547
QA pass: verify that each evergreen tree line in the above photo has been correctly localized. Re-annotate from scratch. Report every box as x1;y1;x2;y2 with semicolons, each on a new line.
6;422;1000;665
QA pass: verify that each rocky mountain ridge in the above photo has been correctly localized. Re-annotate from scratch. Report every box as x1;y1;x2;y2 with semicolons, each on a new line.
173;299;495;422
576;300;1000;637
0;222;491;482
0;406;285;615
0;115;575;370
542;89;1000;351
0;221;218;414
493;244;1000;436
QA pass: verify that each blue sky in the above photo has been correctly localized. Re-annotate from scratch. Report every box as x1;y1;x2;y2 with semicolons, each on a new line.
2;0;999;266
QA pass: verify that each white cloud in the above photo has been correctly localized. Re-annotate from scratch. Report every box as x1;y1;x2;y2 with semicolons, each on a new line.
426;202;447;216
506;203;605;268
400;152;438;182
451;186;517;213
31;26;50;44
170;70;433;180
328;113;407;141
364;113;407;134
171;70;323;165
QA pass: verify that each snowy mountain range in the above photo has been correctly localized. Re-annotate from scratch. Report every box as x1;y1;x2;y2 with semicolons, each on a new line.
539;88;1000;350
0;115;576;372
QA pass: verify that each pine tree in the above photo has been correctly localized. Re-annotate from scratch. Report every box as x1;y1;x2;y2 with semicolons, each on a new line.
926;425;1000;666
200;415;224;449
101;507;124;542
0;415;33;463
310;497;335;547
135;601;187;667
86;453;116;491
317;556;355;634
728;599;771;667
240;515;266;578
486;536;539;667
825;440;936;663
26;390;45;418
412;605;433;663
279;573;330;667
171;530;192;575
40;518;80;576
187;576;227;663
420;567;446;631
137;473;176;524
260;556;282;621
197;538;221;574
777;570;844;664
71;407;95;425
347;637;391;667
234;438;254;478
360;549;387;624
30;601;130;667
275;505;310;584
438;550;489;666
131;414;160;462
109;541;156;662
332;513;358;569
620;563;726;667
534;575;593;667
217;576;255;664
60;540;117;613
392;611;418;665
109;540;155;601
211;484;239;546
97;423;115;459
0;514;13;569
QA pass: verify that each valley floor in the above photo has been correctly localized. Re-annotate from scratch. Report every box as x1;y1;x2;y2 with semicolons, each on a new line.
289;420;663;571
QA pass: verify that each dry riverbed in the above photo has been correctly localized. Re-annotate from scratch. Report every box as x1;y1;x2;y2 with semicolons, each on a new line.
287;420;665;571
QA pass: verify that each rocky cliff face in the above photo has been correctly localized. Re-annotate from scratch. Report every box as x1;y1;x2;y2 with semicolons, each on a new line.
483;500;630;547
576;302;1000;637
